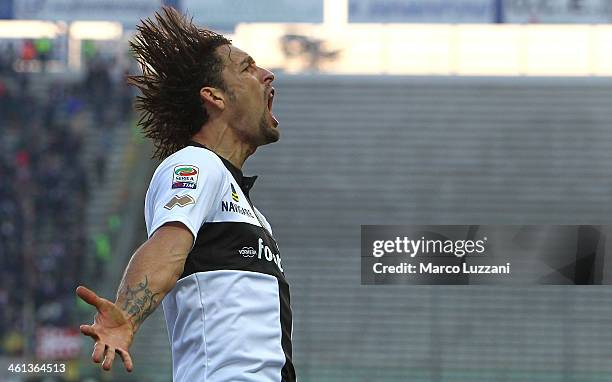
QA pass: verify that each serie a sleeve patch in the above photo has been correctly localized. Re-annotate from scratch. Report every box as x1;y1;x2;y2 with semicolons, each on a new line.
172;165;199;189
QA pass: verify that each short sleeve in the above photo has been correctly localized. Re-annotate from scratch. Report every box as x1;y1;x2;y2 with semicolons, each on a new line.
145;151;224;244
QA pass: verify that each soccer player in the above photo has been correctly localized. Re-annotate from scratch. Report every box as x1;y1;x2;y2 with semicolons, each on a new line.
76;7;295;381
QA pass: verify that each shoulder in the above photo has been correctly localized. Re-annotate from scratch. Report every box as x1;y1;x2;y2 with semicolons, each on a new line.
157;146;224;174
151;146;226;187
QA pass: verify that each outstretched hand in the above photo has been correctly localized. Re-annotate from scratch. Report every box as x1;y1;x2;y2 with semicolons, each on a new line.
76;285;135;372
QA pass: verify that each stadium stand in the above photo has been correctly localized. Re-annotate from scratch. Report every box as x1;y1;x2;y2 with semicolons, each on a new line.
0;57;133;362
4;66;612;381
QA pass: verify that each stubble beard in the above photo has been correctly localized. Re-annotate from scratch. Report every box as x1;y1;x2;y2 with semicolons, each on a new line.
228;89;279;146
258;109;279;145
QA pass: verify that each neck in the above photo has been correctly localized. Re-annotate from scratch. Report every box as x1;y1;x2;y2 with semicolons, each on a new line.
191;122;255;169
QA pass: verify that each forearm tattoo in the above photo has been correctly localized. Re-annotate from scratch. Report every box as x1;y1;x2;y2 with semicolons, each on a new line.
119;276;160;329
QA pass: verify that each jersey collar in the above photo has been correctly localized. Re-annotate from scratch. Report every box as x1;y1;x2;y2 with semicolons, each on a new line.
187;140;258;198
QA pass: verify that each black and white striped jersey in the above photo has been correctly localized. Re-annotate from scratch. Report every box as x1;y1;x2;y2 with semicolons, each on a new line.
144;141;295;382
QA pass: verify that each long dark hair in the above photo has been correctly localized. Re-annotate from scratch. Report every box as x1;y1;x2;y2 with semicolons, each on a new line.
128;7;230;159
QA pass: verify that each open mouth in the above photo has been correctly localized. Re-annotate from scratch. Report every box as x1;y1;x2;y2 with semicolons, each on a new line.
267;88;279;127
267;88;274;111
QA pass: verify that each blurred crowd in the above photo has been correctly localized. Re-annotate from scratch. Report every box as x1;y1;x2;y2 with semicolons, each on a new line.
0;55;133;357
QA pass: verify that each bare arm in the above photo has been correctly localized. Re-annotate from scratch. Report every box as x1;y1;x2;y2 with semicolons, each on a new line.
77;221;193;372
115;221;193;332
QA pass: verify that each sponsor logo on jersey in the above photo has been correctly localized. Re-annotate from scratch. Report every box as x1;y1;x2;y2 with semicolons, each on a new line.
172;165;199;189
258;238;283;272
221;200;255;218
221;183;254;218
238;246;256;257
164;194;195;210
231;184;240;202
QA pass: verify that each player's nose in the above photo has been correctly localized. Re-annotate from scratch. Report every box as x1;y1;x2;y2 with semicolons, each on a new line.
259;66;275;84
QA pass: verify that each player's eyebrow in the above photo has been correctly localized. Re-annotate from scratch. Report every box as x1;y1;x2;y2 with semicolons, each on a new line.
239;55;255;67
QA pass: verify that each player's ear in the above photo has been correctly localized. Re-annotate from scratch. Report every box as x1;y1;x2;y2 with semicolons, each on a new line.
200;87;225;111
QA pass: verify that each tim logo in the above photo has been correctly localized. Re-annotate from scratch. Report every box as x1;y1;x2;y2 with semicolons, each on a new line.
164;195;195;210
172;165;199;189
238;247;256;257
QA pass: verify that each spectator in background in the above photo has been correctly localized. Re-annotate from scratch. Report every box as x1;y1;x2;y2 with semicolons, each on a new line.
0;54;131;355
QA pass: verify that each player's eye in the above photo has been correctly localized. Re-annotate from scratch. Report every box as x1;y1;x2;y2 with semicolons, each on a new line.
243;62;256;72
